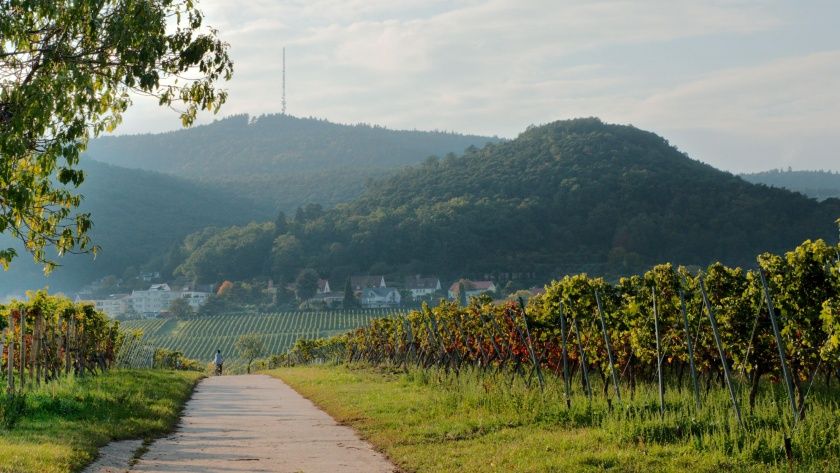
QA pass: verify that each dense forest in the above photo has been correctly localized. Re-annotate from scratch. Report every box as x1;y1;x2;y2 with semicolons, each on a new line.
740;169;840;201
172;118;840;285
0;161;271;295
85;114;500;211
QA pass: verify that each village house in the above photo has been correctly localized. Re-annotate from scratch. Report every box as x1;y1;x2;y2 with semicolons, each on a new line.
448;280;497;300
180;289;211;310
360;287;401;308
351;275;386;295
404;275;442;299
88;294;131;317
129;283;181;316
317;279;331;294
140;271;161;282
86;283;212;318
308;291;345;309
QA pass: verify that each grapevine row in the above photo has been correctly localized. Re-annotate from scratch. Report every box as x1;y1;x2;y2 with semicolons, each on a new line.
1;290;126;392
289;239;840;425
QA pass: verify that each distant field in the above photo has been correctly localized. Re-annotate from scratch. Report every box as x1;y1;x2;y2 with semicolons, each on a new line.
121;310;396;366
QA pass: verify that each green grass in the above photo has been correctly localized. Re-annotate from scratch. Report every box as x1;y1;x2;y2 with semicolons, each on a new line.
267;364;840;472
0;369;202;473
121;309;398;368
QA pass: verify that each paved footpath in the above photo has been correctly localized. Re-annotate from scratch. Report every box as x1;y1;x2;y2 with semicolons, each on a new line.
129;374;396;473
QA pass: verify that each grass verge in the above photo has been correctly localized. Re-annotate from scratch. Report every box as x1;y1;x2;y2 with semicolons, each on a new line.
267;364;837;472
0;369;202;473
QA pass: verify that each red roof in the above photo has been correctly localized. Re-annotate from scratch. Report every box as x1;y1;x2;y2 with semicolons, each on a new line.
449;280;495;292
405;275;440;290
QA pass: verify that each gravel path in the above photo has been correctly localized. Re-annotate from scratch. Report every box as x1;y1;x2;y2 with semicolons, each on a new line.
128;374;396;473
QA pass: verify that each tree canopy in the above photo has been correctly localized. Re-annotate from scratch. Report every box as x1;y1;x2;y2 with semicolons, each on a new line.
234;333;265;374
169;119;840;284
0;0;232;271
84;114;499;211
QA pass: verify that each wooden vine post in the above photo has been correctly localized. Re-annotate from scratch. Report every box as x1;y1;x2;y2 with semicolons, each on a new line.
7;312;14;393
518;298;544;389
679;287;702;410
65;315;72;376
572;314;592;402
757;267;799;426
33;310;42;386
699;274;743;427
19;309;25;389
652;286;665;417
595;290;621;402
79;322;86;376
558;301;572;408
0;328;4;386
29;309;41;386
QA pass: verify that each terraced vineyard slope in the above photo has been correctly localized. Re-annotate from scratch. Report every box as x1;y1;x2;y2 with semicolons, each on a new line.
121;310;397;368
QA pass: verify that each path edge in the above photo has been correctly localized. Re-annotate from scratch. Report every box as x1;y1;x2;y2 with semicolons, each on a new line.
79;373;207;473
262;370;407;473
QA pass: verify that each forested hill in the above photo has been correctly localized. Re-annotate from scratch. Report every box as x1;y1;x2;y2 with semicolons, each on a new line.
174;118;840;284
0;161;271;296
85;114;499;211
740;169;840;201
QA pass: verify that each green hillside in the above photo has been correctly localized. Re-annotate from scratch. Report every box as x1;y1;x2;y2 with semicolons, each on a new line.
85;114;500;211
122;309;396;368
0;161;271;295
740;169;840;201
174;118;840;284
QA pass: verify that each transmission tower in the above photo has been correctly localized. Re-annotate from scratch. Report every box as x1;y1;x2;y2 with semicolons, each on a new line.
281;47;287;115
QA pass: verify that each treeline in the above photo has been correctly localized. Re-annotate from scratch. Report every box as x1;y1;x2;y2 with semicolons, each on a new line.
291;237;840;416
170;119;840;286
85;114;499;211
741;169;840;201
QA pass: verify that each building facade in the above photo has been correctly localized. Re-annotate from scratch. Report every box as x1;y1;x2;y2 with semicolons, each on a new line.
404;275;442;299
86;283;212;318
448;280;497;300
360;287;401;308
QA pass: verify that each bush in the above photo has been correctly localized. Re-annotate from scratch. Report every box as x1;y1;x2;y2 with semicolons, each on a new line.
153;348;203;371
0;393;27;430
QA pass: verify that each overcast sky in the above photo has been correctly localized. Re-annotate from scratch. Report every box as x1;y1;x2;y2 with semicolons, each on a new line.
116;0;840;173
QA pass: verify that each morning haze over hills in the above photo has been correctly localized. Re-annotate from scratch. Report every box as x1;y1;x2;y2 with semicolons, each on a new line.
85;114;501;211
3;114;837;297
167;117;840;285
740;169;840;201
6;2;840;471
0;115;498;295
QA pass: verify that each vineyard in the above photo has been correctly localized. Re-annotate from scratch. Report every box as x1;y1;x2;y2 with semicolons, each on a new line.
121;309;398;369
286;238;840;469
1;291;124;397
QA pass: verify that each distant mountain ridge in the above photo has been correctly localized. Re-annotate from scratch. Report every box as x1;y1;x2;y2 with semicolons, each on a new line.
0;160;271;295
740;169;840;201
173;118;840;285
85;114;500;211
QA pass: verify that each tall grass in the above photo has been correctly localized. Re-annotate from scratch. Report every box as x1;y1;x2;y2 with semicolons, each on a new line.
394;363;839;471
0;369;202;473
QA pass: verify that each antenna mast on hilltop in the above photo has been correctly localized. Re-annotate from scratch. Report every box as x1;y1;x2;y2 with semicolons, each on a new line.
281;47;287;115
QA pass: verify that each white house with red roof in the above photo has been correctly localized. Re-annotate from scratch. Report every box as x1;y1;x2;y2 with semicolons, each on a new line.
351;275;386;295
404;275;442;299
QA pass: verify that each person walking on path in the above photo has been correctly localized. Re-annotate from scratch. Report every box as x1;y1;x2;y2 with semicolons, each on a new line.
213;349;224;375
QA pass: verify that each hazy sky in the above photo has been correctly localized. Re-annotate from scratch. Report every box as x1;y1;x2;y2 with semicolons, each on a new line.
116;0;840;173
